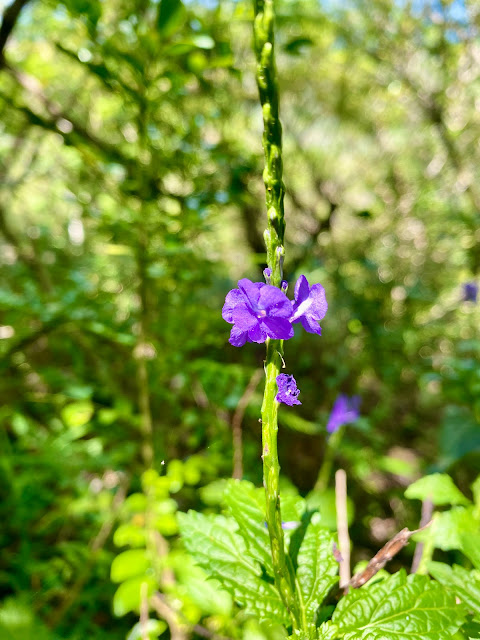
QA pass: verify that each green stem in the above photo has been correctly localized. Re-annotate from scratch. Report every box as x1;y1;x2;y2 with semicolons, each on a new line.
254;0;302;630
314;427;345;493
261;340;300;628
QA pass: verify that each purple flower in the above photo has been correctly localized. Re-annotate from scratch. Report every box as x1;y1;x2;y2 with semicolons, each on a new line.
222;279;294;347
263;268;272;284
326;394;361;434
290;275;328;335
463;281;478;303
276;373;301;406
264;521;300;530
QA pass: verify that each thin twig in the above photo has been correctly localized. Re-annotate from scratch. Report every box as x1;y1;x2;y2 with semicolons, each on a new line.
411;499;434;573
140;581;149;640
151;592;233;640
150;593;187;640
335;469;351;589
349;520;432;590
231;369;262;479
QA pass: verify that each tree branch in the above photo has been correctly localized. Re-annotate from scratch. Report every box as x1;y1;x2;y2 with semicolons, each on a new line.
0;0;32;67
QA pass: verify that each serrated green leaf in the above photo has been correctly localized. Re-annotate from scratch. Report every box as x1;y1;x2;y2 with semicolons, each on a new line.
429;562;480;619
325;570;465;639
223;480;273;574
294;518;338;619
111;549;149;582
178;511;289;625
405;473;469;506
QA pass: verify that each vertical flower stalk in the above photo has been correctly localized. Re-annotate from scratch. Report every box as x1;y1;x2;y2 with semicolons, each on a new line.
253;0;301;629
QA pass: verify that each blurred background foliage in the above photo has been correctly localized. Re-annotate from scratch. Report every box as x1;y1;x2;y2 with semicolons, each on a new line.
0;0;479;637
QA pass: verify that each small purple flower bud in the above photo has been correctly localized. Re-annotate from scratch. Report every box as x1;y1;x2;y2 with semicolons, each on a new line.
463;281;478;303
263;267;272;284
276;373;301;406
326;394;360;433
281;280;288;294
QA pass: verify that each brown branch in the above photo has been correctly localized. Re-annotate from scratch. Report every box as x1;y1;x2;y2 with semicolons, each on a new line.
0;0;32;66
349;520;432;590
231;368;262;479
335;469;351;589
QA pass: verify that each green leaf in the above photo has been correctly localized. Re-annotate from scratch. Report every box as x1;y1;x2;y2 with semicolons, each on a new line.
405;473;470;506
113;523;146;548
294;516;338;619
61;400;94;428
178;510;289;625
223;479;273;574
113;576;157;617
428;562;480;619
127;619;168;640
416;507;480;555
305;488;354;530
111;549;150;583
460;533;480;570
319;570;465;639
157;0;185;37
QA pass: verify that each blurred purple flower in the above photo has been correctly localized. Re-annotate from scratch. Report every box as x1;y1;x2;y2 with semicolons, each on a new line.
276;373;301;406
222;278;294;347
327;394;360;433
290;275;328;335
463;281;478;303
264;521;300;530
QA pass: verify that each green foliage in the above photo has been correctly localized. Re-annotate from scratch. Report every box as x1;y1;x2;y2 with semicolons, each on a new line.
1;0;480;637
318;571;465;640
428;563;480;622
405;473;470;506
178;510;290;625
224;479;274;573
293;516;338;621
407;473;480;569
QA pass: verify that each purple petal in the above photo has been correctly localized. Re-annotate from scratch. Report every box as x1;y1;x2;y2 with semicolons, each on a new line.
248;322;267;343
232;305;258;331
276;373;302;406
258;285;293;317
326;394;360;432
309;284;328;320
238;278;263;308
222;289;244;323
263;316;294;340
294;275;310;305
300;315;322;335
229;326;248;347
